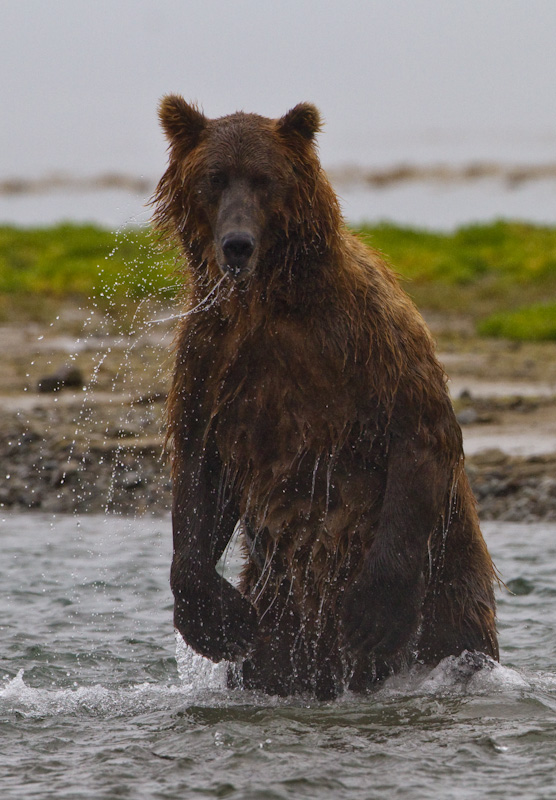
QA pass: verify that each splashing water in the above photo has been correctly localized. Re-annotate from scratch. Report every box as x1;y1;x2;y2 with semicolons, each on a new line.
0;223;186;517
2;515;556;799
147;274;228;325
0;222;238;520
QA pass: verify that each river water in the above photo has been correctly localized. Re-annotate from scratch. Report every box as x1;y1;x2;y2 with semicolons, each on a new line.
1;512;556;799
1;176;556;231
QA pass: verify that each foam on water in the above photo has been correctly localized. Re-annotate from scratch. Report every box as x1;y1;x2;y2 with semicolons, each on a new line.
174;634;228;692
0;669;186;718
0;638;228;720
3;644;554;724
379;654;530;698
2;513;556;800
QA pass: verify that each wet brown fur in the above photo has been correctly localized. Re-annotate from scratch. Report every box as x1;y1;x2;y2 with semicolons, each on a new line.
153;97;498;698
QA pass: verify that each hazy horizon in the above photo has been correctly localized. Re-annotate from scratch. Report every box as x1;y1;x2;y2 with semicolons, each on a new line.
3;1;556;229
3;0;556;180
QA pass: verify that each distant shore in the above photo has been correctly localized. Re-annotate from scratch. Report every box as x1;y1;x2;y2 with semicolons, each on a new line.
3;161;556;198
3;168;556;231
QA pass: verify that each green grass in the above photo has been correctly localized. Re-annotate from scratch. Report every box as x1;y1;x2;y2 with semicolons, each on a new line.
0;223;178;300
1;221;555;339
357;221;556;316
477;303;556;341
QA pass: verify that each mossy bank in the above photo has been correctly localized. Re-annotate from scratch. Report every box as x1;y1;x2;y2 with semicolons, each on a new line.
1;221;556;339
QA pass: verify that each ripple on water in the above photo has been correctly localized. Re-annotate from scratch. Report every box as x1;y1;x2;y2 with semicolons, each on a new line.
2;646;556;799
2;516;556;799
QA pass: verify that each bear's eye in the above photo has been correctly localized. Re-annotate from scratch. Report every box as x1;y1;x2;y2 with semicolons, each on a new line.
208;171;227;191
252;174;271;191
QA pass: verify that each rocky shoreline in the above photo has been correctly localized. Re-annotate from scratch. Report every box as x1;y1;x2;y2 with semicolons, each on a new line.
2;441;556;523
1;393;556;522
1;313;556;522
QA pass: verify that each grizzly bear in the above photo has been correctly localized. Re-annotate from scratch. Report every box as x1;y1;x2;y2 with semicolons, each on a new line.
153;96;498;699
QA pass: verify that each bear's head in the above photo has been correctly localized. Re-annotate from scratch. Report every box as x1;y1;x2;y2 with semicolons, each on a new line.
153;97;340;284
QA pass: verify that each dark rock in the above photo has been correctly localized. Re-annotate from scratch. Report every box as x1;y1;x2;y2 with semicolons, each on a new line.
37;365;84;393
122;471;143;490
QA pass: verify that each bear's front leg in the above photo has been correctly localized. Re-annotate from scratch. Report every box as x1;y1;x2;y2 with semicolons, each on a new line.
170;434;257;662
342;555;426;660
342;430;452;663
172;557;257;661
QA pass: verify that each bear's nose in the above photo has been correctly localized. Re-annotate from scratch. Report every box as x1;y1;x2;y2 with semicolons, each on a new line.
221;232;255;274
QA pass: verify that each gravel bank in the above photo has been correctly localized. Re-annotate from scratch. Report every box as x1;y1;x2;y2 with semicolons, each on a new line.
1;313;555;521
1;396;556;521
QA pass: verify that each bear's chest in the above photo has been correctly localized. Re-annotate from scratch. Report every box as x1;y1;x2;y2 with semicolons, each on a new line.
198;320;387;531
209;323;360;466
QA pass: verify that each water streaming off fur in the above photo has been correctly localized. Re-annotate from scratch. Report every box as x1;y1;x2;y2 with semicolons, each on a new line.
2;512;556;800
2;225;235;519
2;231;556;797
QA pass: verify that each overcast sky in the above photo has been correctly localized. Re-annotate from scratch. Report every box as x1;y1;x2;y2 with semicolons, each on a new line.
3;0;556;178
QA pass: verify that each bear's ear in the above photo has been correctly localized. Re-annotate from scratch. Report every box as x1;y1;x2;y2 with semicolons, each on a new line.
158;95;207;153
277;103;321;143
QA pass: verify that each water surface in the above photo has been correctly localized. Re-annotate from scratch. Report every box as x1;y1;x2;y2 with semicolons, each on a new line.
2;177;556;231
1;514;556;799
